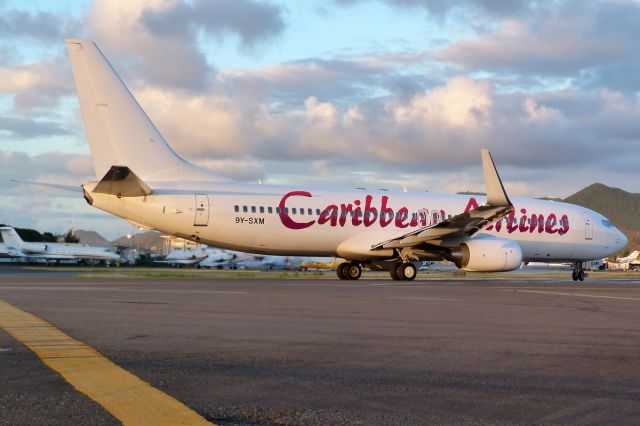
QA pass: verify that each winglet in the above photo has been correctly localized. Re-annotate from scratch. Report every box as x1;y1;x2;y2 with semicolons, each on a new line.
92;166;152;197
481;149;511;207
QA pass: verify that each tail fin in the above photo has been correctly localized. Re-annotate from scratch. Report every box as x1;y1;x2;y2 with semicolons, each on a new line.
0;227;25;249
65;39;227;182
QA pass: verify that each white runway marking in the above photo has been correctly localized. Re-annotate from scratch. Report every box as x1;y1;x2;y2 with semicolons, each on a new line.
0;286;247;294
387;296;460;301
508;289;640;301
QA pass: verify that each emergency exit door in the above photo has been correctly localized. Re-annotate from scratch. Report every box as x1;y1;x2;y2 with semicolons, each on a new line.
194;194;209;226
583;212;593;240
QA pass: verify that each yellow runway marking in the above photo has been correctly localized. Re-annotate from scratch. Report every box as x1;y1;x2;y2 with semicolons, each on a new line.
0;300;213;426
507;290;640;301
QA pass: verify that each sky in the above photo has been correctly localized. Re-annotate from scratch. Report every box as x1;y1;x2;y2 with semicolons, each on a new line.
1;0;640;239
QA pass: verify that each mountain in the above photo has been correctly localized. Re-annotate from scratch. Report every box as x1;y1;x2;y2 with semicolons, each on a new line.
111;231;164;251
564;183;640;232
74;230;109;246
564;183;640;250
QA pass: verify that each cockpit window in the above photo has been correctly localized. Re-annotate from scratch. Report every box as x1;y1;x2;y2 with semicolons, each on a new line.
601;219;614;228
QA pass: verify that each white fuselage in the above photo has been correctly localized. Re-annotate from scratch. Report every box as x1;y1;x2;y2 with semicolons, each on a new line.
84;180;626;263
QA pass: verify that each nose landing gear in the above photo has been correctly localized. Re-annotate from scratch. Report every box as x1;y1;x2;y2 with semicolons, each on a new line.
572;263;585;282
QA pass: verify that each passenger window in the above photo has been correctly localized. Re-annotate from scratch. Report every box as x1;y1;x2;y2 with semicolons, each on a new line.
308;208;312;215
276;207;281;214
260;206;265;213
243;206;248;213
268;207;273;214
251;206;256;213
316;209;321;215
292;208;297;214
234;205;239;212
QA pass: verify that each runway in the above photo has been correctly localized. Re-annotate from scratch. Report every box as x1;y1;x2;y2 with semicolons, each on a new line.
2;270;640;425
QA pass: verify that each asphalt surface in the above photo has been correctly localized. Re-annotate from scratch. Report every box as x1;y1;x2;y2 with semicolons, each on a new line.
1;269;640;425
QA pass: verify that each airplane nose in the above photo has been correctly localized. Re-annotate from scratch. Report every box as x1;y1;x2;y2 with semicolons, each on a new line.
618;230;628;250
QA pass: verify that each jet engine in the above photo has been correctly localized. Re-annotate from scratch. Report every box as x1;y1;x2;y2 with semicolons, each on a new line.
449;237;522;272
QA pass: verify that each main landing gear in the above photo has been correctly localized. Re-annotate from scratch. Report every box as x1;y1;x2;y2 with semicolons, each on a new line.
572;262;585;282
337;262;362;280
390;262;417;281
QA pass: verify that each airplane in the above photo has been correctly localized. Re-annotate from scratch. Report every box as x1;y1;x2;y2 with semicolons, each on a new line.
156;247;209;267
21;39;628;282
0;226;120;264
605;250;640;271
157;246;237;268
299;257;345;271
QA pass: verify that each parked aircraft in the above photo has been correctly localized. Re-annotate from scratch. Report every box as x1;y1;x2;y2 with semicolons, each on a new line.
23;39;628;281
0;227;120;263
605;251;640;271
157;246;237;268
156;248;208;267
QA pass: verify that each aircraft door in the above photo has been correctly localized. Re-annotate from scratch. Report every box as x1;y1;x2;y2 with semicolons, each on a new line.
194;194;209;226
583;212;593;240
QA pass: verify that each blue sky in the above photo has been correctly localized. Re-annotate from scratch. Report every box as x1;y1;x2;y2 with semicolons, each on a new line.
1;0;640;239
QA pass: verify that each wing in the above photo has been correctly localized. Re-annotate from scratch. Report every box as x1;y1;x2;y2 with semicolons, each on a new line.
372;149;513;250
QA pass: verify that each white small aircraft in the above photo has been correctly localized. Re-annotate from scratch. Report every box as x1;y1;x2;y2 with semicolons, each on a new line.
19;39;627;281
606;250;640;271
0;226;120;263
156;248;209;267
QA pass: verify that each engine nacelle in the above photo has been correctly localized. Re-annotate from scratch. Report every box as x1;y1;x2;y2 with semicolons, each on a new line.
450;237;522;272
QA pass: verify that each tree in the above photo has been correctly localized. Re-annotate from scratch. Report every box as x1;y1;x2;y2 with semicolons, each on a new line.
63;229;80;243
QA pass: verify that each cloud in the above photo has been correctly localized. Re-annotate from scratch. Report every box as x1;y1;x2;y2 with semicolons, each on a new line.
141;0;286;49
334;0;532;17
0;7;71;42
0;116;71;139
87;0;286;90
436;0;640;91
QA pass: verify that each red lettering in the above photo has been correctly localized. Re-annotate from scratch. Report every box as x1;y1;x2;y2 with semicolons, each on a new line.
395;207;409;228
464;197;479;212
530;214;544;233
279;191;316;230
363;195;377;227
558;214;569;235
380;196;394;227
352;200;362;226
339;203;353;227
506;212;518;234
318;205;338;227
545;213;558;234
519;208;529;232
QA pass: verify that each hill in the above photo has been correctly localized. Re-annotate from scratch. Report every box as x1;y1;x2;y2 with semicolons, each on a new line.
74;230;109;246
111;231;164;251
564;183;640;250
564;183;640;232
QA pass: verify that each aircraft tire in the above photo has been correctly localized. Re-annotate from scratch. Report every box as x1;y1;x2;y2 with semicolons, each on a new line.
398;263;417;281
572;270;578;281
345;263;362;280
578;269;585;281
390;263;401;280
336;263;349;280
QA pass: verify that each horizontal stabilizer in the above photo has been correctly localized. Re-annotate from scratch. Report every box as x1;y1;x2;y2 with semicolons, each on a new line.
92;166;152;197
11;180;82;193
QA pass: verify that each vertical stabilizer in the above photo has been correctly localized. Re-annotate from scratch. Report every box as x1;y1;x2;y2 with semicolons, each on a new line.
65;39;227;182
0;227;25;249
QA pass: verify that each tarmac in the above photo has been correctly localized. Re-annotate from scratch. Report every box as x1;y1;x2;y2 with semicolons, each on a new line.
1;267;640;425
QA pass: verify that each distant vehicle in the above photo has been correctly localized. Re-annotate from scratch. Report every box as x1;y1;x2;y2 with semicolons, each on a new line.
299;257;344;271
0;227;120;264
19;39;628;282
606;251;640;271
